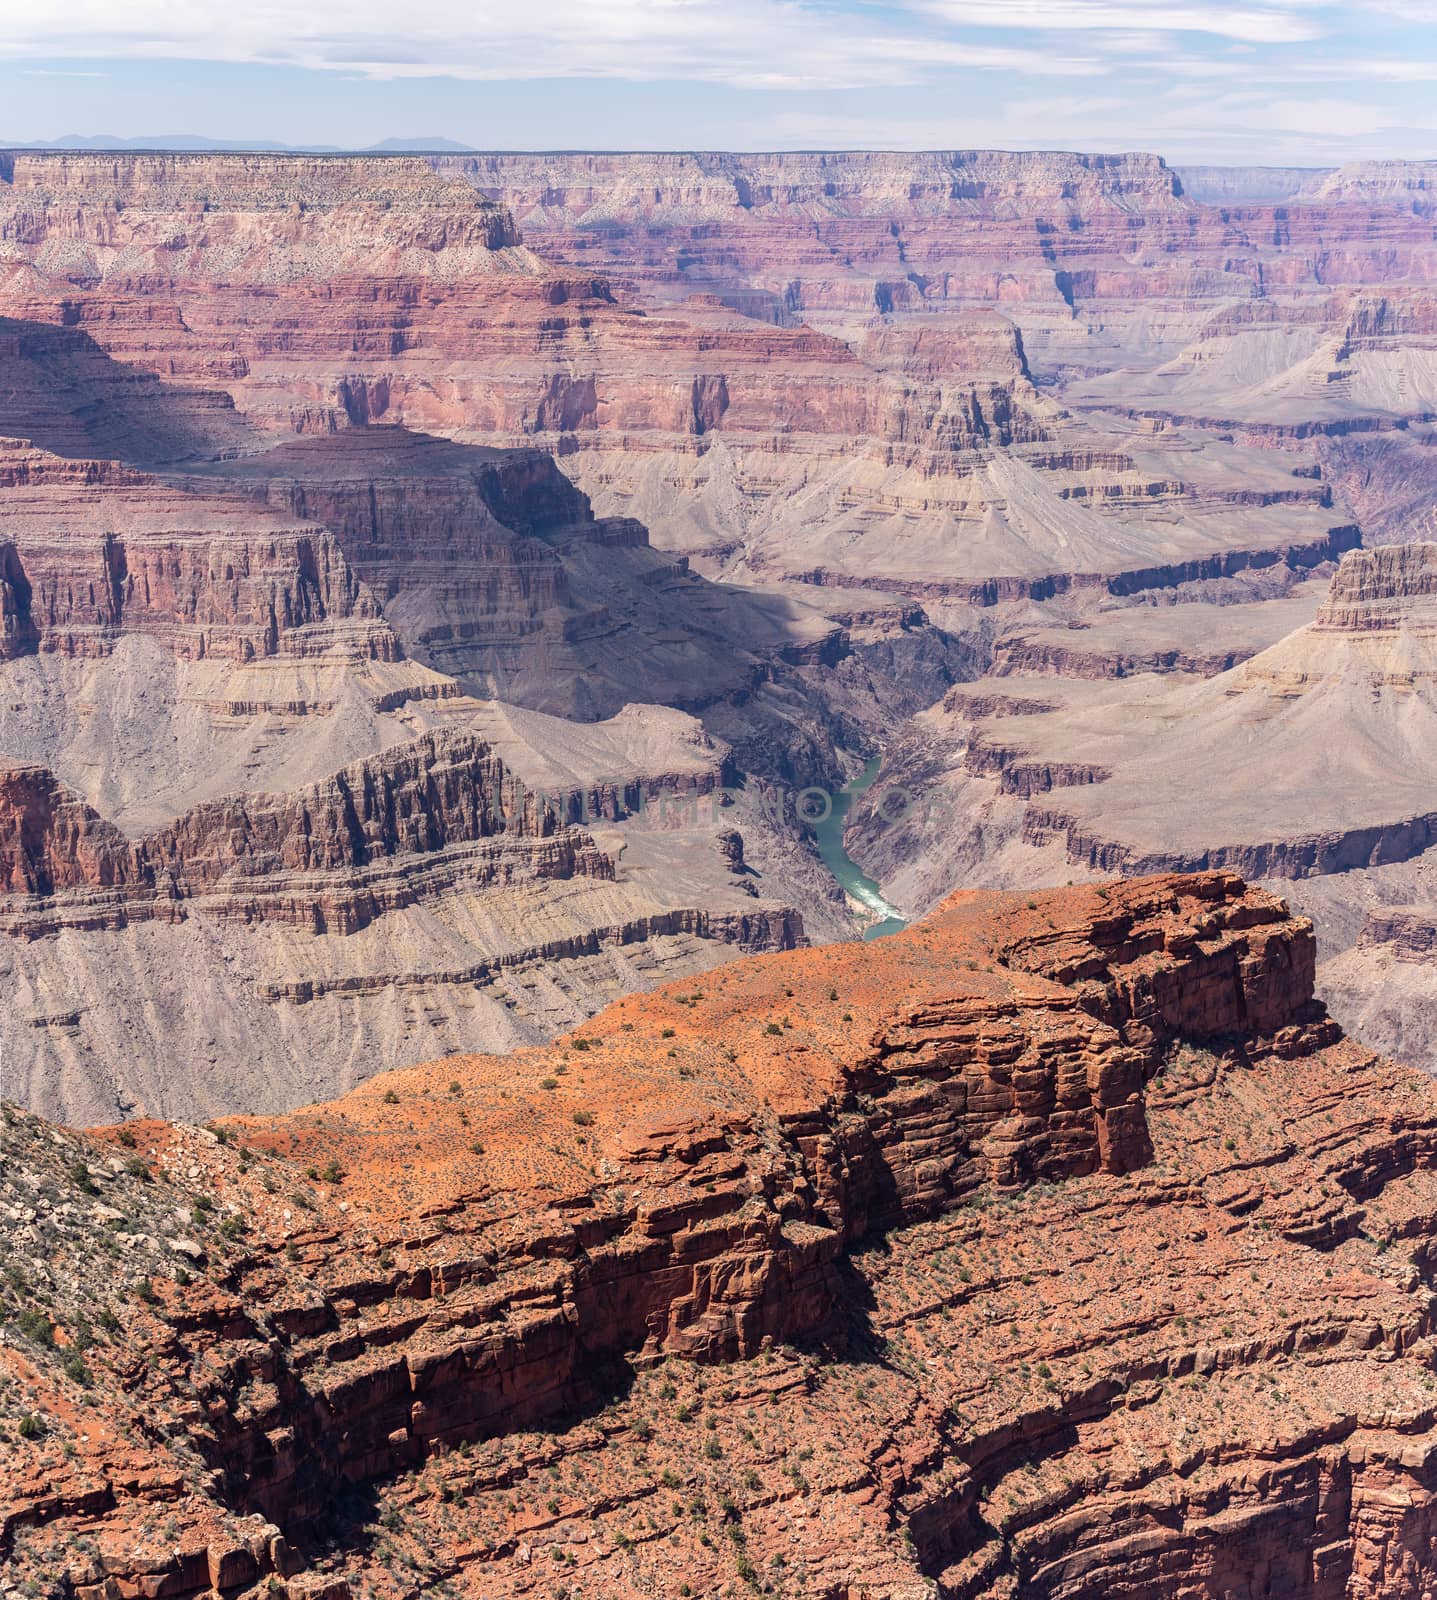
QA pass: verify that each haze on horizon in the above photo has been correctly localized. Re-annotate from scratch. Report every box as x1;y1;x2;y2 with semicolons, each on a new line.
0;0;1434;166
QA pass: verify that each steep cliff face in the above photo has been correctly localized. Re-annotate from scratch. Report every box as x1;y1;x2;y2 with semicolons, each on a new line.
0;314;254;465
0;438;396;664
8;873;1437;1600
0;730;618;935
451;149;1188;221
0;151;1376;604
437;148;1437;332
439;148;1200;321
0;150;529;277
0;761;132;895
1315;539;1437;632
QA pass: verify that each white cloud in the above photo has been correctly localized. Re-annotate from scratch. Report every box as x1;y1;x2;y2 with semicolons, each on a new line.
914;0;1330;44
0;0;1097;88
1333;56;1437;79
1357;0;1437;16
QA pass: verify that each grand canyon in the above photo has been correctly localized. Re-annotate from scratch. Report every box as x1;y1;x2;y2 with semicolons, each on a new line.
5;142;1437;1598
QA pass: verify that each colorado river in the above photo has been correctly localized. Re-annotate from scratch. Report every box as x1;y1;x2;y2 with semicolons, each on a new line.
812;756;908;941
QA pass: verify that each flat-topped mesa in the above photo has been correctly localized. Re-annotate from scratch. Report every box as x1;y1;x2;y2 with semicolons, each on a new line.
1313;541;1437;634
235;871;1323;1257
0;731;623;936
0;149;528;267
447;148;1188;220
206;877;1326;1254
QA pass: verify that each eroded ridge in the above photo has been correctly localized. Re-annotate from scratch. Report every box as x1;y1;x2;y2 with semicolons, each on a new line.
9;873;1436;1596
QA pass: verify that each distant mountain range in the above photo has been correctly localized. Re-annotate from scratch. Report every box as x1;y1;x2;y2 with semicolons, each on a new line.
2;134;477;152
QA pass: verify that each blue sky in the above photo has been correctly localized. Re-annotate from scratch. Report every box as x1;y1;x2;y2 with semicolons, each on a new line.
1;1;1434;164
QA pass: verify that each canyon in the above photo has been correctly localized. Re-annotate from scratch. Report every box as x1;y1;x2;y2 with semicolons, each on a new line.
4;146;1437;1113
2;141;1437;1600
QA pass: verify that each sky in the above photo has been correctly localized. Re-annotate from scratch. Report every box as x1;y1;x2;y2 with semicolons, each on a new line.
0;0;1434;165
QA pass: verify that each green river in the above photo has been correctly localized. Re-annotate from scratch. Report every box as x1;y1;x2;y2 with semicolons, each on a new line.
812;757;908;941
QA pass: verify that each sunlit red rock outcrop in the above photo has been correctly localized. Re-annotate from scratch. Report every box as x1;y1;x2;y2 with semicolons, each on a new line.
9;873;1437;1597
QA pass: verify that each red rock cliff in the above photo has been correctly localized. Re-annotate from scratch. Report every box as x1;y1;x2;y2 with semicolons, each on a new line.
11;873;1423;1600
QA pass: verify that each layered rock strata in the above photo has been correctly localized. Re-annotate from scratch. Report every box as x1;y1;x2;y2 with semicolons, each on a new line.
0;151;1367;604
8;875;1437;1599
0;437;395;664
869;543;1437;897
0;732;616;935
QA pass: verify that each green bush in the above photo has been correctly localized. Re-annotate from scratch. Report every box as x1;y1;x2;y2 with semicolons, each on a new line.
16;1308;53;1346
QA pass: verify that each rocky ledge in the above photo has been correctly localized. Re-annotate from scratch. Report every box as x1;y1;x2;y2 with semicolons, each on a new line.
0;731;624;936
10;872;1437;1598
